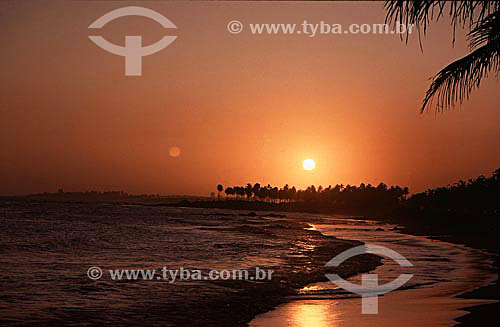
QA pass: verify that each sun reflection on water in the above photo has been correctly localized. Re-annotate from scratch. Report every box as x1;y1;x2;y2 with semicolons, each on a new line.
288;301;336;327
307;224;317;231
298;284;323;294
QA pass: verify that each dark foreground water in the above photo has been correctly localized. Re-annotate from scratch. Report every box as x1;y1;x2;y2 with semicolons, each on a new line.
1;201;495;327
0;200;377;327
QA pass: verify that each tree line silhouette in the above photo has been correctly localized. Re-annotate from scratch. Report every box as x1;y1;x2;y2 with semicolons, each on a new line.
216;182;409;210
400;168;499;251
405;168;500;214
216;168;500;214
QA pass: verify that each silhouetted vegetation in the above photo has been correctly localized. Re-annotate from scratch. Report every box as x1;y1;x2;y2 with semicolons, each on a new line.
217;169;499;215
218;182;409;211
406;168;500;214
399;168;499;250
17;191;206;204
213;169;499;250
216;184;223;200
385;1;500;112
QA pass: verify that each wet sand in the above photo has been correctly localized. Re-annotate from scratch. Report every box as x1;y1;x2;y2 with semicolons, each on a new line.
250;293;494;327
250;217;498;327
1;200;495;326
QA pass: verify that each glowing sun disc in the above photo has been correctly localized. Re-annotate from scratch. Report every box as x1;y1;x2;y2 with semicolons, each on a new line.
302;159;316;171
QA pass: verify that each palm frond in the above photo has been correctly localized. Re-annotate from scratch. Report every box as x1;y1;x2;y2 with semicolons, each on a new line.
386;1;500;112
468;11;500;50
385;0;500;44
421;39;500;112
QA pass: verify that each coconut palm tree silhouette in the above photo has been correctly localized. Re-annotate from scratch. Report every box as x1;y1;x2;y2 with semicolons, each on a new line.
385;1;500;112
217;184;223;200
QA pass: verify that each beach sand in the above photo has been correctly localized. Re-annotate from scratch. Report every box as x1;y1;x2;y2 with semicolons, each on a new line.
250;217;498;327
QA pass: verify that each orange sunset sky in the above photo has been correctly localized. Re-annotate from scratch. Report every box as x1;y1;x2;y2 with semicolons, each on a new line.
1;1;499;196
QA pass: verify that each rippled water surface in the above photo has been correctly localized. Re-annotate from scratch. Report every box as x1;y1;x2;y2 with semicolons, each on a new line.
1;201;496;327
251;216;497;327
0;201;298;326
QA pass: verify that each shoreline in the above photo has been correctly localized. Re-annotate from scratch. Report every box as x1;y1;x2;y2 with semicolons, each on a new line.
454;280;499;326
2;198;496;326
186;215;383;326
0;199;382;327
165;200;498;326
247;214;498;327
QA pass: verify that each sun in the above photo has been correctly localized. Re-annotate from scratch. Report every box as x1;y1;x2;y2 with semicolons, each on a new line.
302;158;316;171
